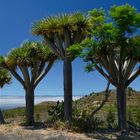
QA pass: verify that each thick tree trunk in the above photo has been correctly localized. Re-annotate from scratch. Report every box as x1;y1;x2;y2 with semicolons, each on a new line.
116;86;127;130
63;57;72;121
25;88;34;125
0;109;4;124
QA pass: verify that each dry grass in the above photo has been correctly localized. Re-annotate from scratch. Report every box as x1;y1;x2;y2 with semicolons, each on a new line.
0;123;95;140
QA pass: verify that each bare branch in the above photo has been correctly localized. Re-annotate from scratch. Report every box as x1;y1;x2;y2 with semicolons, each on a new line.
100;56;117;83
9;69;25;88
126;66;140;86
44;36;62;58
73;30;83;43
108;54;118;81
38;61;45;75
64;29;70;49
90;81;111;117
31;62;40;85
54;33;65;59
34;61;54;87
123;59;137;83
19;66;30;87
95;64;116;86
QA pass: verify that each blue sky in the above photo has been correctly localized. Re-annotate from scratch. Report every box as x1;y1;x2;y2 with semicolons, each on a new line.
0;0;140;96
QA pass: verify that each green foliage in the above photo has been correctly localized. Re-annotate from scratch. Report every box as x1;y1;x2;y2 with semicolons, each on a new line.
85;63;96;72
106;108;115;129
72;109;104;132
0;69;11;88
67;44;83;59
68;4;140;70
110;4;140;32
136;109;140;126
32;12;89;37
0;56;5;65
48;101;64;122
127;109;133;122
52;120;66;130
88;8;105;26
5;41;56;68
3;107;25;119
32;12;90;63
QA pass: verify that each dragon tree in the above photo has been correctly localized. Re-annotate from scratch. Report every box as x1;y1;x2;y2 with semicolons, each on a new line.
32;13;89;120
69;4;140;130
0;41;56;125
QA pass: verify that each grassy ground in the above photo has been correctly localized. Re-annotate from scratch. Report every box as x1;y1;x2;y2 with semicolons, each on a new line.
2;101;57;123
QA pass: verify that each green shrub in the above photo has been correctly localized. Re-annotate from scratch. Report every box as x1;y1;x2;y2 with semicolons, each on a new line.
127;109;133;122
72;110;104;132
48;101;64;122
36;113;41;122
53;120;66;130
3;107;25;118
106;109;115;129
136;109;140;126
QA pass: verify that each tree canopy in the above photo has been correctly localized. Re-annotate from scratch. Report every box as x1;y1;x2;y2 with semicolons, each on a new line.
69;4;140;86
0;41;56;89
32;12;90;59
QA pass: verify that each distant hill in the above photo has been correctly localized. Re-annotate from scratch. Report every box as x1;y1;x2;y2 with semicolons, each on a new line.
74;88;140;112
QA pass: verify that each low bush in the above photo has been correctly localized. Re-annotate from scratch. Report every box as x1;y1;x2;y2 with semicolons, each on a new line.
106;109;115;129
48;101;64;122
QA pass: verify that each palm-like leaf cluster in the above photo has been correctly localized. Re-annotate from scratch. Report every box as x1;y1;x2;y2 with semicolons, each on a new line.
4;41;56;69
32;12;90;43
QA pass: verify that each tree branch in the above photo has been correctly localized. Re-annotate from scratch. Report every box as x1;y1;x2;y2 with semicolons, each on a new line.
64;29;70;49
90;81;111;117
100;57;117;83
38;61;45;75
44;36;62;58
31;62;40;85
73;29;83;43
34;61;54;87
95;64;116;86
19;66;30;87
108;54;118;81
123;59;137;83
126;66;140;86
9;69;25;88
54;33;65;59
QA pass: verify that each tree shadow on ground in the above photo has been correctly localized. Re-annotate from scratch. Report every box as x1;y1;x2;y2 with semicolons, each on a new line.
86;129;140;140
20;121;52;130
116;132;140;140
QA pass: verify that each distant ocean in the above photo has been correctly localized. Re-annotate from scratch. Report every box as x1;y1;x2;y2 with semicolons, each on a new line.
0;95;83;110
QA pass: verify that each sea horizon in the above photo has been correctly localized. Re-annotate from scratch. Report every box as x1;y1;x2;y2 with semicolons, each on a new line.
0;95;83;110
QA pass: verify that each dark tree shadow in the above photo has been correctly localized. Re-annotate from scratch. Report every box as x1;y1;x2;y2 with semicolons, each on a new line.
20;121;53;130
85;129;140;140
